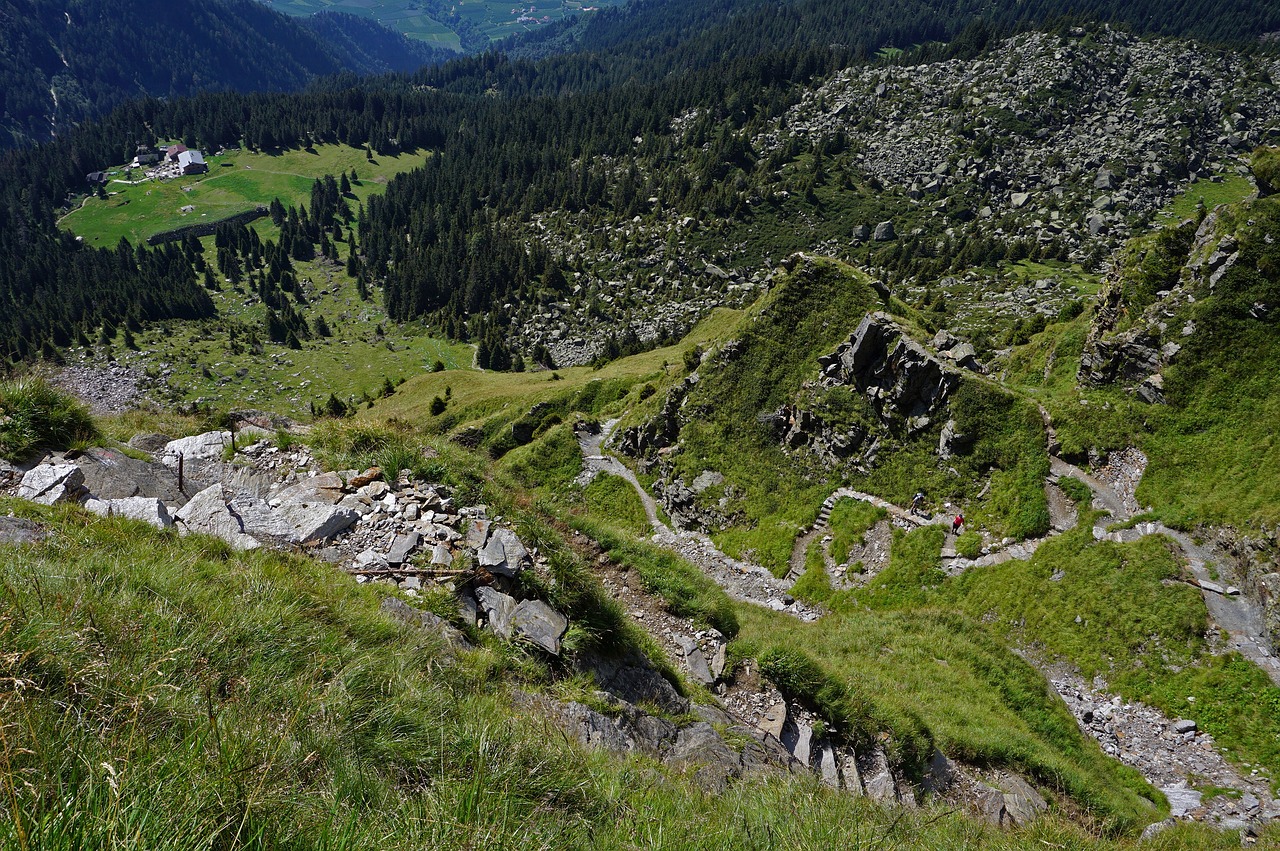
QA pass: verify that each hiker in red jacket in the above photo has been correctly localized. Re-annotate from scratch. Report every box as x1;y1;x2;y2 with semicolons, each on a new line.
952;513;964;534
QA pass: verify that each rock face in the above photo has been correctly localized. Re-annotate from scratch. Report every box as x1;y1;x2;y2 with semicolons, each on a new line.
775;312;965;468
821;312;958;429
228;494;358;545
513;599;569;654
71;447;188;505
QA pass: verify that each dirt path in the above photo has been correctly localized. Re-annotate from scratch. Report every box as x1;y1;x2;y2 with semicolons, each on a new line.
576;421;818;620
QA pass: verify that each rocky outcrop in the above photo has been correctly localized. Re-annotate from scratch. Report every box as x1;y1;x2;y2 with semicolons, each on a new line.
775;312;969;468
18;464;87;505
614;377;692;462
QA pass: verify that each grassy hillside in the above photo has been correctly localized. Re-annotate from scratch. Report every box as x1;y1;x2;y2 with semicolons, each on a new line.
1003;192;1280;530
62;145;426;247
7;499;1251;849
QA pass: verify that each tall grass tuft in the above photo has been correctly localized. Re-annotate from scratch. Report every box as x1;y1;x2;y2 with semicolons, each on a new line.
0;377;98;460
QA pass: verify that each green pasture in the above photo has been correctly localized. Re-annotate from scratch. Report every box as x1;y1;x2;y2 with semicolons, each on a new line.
62;144;428;247
1154;172;1254;225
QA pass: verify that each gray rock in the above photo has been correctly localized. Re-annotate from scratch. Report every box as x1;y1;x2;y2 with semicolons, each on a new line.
842;753;863;795
995;772;1047;825
0;516;46;544
684;644;715;685
873;220;896;241
669;722;742;792
759;702;788;742
230;495;357;545
127;433;173;453
578;649;689;716
431;542;454;566
173;484;260;550
816;743;841;787
72;447;186;506
1172;719;1197;734
85;496;173;529
1162;783;1203;818
466;517;491;549
386;532;421;565
477;526;528;577
162;431;230;464
512;599;569;654
18;464;86;505
476;586;517;639
271;472;346;506
862;744;898;803
1139;818;1176;841
554;701;634;753
938;419;974;460
379;597;471;650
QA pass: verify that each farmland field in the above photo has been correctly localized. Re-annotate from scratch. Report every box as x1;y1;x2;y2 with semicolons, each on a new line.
62;145;428;247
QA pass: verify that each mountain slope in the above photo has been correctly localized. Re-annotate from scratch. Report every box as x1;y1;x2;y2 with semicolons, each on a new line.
0;0;452;148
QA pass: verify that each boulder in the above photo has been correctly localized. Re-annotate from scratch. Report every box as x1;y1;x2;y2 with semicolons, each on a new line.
386;532;421;565
938;419;974;460
18;464;87;505
862;744;899;803
127;433;172;453
873;221;897;241
71;447;186;506
379;597;471;650
173;484;260;550
513;599;569;654
0;516;46;544
85;496;173;529
162;431;230;464
668;722;743;792
229;495;357;545
577;649;689;715
476;586;518;638
477;526;528;577
271;472;346;506
981;772;1048;826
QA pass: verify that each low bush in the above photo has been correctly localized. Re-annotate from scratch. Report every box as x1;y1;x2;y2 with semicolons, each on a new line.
955;530;983;559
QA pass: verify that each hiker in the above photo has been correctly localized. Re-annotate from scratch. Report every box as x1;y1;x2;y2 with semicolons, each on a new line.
911;492;925;515
952;513;964;534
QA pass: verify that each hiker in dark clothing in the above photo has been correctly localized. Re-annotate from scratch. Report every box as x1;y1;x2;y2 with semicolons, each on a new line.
952;513;964;534
911;492;925;515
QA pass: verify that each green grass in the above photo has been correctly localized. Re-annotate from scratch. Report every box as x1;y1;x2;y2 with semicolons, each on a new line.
0;377;98;460
1154;172;1254;225
790;538;834;604
827;498;887;564
944;519;1280;784
569;515;739;638
734;602;1163;833
62;145;428;247
579;473;651;538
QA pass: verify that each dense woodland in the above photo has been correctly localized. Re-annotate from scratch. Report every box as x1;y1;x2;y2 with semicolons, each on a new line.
2;0;1279;364
0;0;452;148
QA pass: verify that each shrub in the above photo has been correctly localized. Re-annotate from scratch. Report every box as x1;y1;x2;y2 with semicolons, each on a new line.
0;377;98;460
955;530;983;560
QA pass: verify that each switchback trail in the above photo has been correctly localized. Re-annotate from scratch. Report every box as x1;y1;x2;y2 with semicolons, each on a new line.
575;420;818;620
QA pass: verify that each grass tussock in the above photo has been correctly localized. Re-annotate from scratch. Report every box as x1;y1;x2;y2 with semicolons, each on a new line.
0;377;98;461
